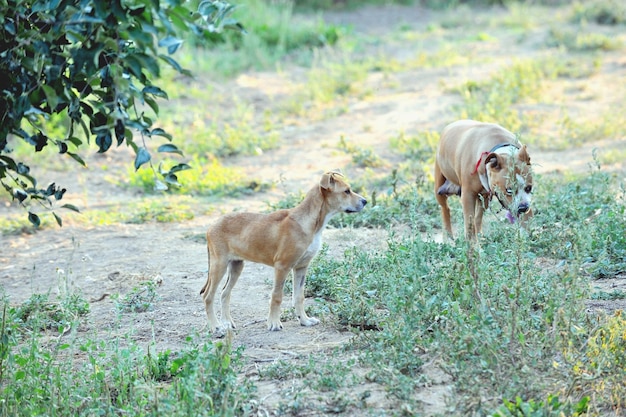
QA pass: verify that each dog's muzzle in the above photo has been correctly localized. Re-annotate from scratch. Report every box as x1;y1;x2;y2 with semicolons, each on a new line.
517;202;530;215
345;198;367;213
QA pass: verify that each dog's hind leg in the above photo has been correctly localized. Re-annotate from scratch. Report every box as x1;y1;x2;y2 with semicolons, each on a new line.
293;265;320;327
202;254;229;334
220;260;244;330
434;163;454;238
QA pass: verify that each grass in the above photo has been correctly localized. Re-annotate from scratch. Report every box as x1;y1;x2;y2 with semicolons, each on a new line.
547;27;624;51
125;156;265;197
0;298;255;416
302;164;625;415
0;196;202;235
454;58;550;133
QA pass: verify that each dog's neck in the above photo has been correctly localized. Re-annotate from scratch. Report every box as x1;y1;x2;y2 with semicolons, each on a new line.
292;185;335;236
479;143;519;194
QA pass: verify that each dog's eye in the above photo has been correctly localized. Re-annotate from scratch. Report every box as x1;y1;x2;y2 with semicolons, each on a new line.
525;185;532;193
344;189;351;195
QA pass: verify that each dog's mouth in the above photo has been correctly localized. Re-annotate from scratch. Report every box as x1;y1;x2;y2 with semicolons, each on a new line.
343;198;367;213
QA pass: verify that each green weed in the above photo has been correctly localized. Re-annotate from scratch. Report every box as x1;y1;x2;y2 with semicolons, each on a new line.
302;161;625;414
330;169;440;231
455;58;548;132
566;311;626;413
557;112;626;149
547;28;624;51
530;163;626;278
0;292;255;417
113;281;160;313
126;156;263;197
591;289;626;300
493;394;589;417
337;136;385;168
176;0;342;77
571;0;626;25
9;292;89;333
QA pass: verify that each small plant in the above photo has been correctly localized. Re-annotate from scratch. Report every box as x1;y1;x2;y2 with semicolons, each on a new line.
567;311;626;413
265;190;306;211
337;136;385;168
11;292;89;333
454;58;547;132
127;156;264;197
591;289;626;300
492;394;590;417
261;358;313;381
571;0;626;25
114;281;160;313
547;28;623;51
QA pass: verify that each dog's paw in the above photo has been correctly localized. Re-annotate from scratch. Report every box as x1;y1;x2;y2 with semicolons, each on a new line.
267;320;283;331
212;326;228;339
300;316;320;327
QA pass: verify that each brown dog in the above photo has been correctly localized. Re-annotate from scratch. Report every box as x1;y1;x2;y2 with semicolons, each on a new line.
200;171;367;335
434;120;533;239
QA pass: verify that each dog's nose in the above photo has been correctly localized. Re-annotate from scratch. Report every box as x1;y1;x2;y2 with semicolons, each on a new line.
361;198;367;207
517;203;529;214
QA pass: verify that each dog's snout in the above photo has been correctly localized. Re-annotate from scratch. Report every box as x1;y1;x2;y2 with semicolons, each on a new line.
361;197;367;207
517;202;529;214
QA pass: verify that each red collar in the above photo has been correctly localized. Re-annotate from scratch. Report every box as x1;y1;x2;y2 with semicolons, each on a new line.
472;152;490;174
472;143;519;175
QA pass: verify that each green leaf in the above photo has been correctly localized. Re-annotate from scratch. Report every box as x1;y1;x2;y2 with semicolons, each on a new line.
67;152;87;167
53;212;63;227
168;163;192;174
158;36;184;54
157;143;183;155
57;141;68;154
67;136;83;147
95;130;112;153
26;132;48;152
144;96;160;116
41;85;60;110
164;173;180;186
124;54;145;80
61;204;80;213
150;128;172;140
143;86;169;99
158;55;191;76
134;53;160;78
28;212;41;227
16;162;30;175
13;188;28;203
135;148;151;170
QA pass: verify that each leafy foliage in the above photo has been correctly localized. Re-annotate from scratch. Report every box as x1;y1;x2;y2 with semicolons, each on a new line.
0;0;243;226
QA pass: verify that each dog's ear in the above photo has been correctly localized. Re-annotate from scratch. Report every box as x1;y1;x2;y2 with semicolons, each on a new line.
518;145;531;165
320;170;344;190
320;172;335;190
485;153;501;171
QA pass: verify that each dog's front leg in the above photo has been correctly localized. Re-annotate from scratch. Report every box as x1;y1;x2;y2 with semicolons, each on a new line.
268;265;290;331
474;196;489;236
461;192;479;239
293;265;320;327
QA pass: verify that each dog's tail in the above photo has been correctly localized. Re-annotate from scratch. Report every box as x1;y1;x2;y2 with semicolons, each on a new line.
200;247;210;295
